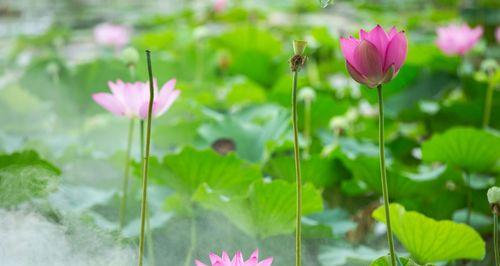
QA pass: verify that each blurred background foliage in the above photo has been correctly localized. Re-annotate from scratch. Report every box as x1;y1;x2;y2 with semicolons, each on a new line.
0;0;499;265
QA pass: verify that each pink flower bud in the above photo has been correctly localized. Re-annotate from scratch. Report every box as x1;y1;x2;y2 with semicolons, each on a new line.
340;25;408;88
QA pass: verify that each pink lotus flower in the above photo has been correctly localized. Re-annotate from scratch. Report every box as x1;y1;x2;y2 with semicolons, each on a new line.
340;25;408;88
195;249;273;266
496;27;500;43
436;24;483;56
92;79;180;119
94;23;131;49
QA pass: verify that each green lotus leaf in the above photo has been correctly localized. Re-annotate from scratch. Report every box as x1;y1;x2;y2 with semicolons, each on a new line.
372;203;485;263
151;147;261;197
422;127;500;173
0;150;60;207
193;179;323;239
263;154;339;188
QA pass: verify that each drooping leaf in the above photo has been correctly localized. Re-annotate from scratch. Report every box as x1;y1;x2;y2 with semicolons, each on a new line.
193;179;323;239
372;203;485;263
0;150;60;207
422;127;500;173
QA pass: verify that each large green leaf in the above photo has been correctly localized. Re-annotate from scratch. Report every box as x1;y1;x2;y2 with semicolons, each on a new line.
422;127;500;173
0;150;60;207
372;203;485;263
193;179;323;238
263;154;338;188
151;147;261;197
198;104;290;162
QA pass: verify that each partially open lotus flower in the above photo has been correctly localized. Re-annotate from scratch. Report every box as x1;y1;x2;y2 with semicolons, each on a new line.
93;23;131;49
340;25;408;88
436;24;483;56
92;79;180;119
195;249;273;266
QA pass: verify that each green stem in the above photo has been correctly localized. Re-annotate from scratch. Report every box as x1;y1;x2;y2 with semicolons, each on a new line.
129;65;136;81
292;70;303;266
139;50;155;266
377;85;397;266
183;216;197;266
482;78;495;128
304;99;312;157
494;213;499;266
140;120;156;266
465;171;472;225
119;118;135;231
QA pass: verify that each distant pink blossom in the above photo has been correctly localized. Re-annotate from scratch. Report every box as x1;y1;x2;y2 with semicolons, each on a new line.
496;27;500;43
93;23;131;49
339;25;408;88
92;79;180;119
214;0;227;12
195;249;273;266
436;24;483;56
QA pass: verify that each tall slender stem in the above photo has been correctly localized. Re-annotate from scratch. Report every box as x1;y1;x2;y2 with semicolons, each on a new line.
119;118;135;231
482;78;495;128
139;50;155;266
494;213;499;266
466;172;472;225
377;85;397;266
292;70;303;266
183;216;197;266
139;120;156;266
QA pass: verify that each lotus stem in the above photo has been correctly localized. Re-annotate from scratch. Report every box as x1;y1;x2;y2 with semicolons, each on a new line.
183;216;197;266
138;50;155;266
119;118;135;231
138;119;156;266
291;70;303;266
290;40;307;266
377;85;397;266
494;212;499;266
482;77;495;128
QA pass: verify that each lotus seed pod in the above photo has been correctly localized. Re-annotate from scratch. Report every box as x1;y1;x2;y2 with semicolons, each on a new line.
121;47;140;67
298;87;316;102
293;40;307;56
487;186;500;205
